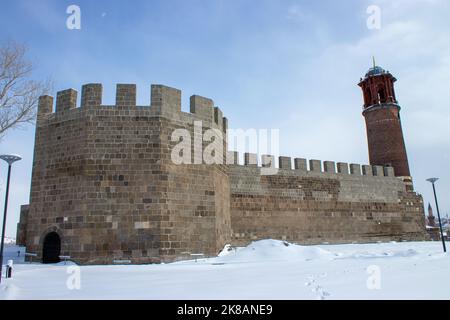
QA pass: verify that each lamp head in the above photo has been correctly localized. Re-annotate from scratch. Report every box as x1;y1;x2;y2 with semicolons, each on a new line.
426;177;439;184
0;154;22;165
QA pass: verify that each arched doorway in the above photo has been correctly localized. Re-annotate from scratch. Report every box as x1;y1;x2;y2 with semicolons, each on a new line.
42;232;61;264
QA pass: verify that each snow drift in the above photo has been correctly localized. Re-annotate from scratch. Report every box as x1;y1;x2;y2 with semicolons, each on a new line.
215;239;335;263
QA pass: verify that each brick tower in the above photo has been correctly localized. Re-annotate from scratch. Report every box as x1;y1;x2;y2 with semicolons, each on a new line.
358;61;411;178
427;203;436;227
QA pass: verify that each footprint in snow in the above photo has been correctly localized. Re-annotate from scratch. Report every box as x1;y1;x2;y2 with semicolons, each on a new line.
313;285;331;300
305;275;316;287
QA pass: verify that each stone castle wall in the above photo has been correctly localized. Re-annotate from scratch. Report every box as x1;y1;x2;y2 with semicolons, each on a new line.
23;83;231;264
228;154;427;245
18;82;428;265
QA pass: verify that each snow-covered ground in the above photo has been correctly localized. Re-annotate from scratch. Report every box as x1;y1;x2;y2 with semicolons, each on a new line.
0;240;449;300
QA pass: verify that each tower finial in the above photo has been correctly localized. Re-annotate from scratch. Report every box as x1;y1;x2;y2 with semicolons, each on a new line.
372;56;376;68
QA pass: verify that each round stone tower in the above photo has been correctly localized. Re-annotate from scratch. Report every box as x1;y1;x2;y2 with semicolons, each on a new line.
358;62;411;178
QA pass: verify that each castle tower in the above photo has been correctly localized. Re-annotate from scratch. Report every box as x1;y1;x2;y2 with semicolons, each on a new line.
358;61;411;178
427;203;436;227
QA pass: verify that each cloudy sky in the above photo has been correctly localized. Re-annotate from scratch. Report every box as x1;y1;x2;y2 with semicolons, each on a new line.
0;0;449;237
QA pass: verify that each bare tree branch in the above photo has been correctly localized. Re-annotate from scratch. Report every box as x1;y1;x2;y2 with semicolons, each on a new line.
0;41;51;140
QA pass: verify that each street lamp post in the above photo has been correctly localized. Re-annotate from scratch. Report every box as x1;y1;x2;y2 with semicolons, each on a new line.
0;154;22;283
427;178;446;253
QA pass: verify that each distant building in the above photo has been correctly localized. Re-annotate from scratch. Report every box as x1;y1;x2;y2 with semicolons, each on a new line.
426;203;441;241
443;215;450;241
427;203;436;227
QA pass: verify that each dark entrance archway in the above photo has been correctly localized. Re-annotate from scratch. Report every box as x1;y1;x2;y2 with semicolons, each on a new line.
42;232;61;264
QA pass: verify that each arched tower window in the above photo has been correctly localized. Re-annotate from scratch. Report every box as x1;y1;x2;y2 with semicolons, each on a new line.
377;85;386;103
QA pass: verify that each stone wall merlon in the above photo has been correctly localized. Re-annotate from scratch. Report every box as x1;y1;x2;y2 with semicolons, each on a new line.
279;156;292;170
116;84;136;106
214;107;223;130
244;153;258;166
309;160;321;172
151;84;181;115
362;165;373;176
56;89;77;112
262;155;275;168
190;95;214;123
222;117;228;133
350;164;362;176
294;158;307;171
81;83;102;108
37;95;54;116
384;166;395;177
337;162;349;175
323;161;336;173
372;165;384;176
227;151;239;165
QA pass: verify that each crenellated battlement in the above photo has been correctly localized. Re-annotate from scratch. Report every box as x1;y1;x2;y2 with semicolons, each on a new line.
227;151;397;179
37;83;399;182
37;83;228;132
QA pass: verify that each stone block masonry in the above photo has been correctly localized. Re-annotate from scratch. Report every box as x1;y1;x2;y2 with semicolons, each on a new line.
228;155;427;246
17;82;428;265
21;83;230;265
